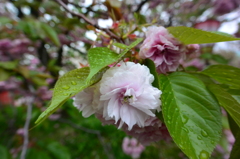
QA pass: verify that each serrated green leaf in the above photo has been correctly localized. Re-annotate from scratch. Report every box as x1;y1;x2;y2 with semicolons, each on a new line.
159;72;222;159
167;26;240;44
35;67;101;125
86;47;118;80
202;65;240;89
208;84;240;128
112;42;128;49
230;131;240;159
189;73;215;85
41;22;60;46
87;38;143;80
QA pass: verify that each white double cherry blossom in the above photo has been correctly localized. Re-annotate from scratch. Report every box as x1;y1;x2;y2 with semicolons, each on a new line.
74;62;162;130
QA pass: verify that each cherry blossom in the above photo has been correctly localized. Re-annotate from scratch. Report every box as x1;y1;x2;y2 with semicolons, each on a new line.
139;26;185;74
98;62;162;130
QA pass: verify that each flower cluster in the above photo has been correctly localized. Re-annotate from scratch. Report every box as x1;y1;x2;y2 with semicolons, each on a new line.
74;26;186;145
122;137;145;159
74;61;163;144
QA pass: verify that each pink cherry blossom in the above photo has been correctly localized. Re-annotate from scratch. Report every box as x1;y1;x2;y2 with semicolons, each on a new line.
194;20;221;31
99;62;162;130
139;26;185;74
122;137;145;159
73;85;100;117
122;117;171;145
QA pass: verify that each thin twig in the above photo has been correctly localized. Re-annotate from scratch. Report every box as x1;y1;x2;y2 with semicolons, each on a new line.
54;0;122;42
20;86;34;159
135;0;150;12
59;118;115;159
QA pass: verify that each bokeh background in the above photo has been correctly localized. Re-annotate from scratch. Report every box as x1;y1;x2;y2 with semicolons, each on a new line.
0;0;240;158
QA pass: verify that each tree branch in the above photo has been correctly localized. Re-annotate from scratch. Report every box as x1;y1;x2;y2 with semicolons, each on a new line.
20;86;34;159
54;0;122;42
135;0;150;12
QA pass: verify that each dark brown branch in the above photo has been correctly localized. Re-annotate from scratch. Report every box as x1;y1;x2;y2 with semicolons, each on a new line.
135;0;150;12
54;0;122;42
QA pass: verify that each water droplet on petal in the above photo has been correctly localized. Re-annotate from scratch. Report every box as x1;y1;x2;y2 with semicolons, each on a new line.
71;81;77;85
62;85;70;90
63;93;69;96
199;150;209;159
201;130;208;137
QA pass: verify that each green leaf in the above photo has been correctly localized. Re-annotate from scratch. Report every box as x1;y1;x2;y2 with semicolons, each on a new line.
230;131;240;159
118;38;143;58
200;53;228;64
208;84;240;128
0;17;12;26
86;38;143;80
47;142;71;159
144;58;159;88
0;68;11;81
17;20;39;40
0;145;10;159
189;73;215;85
0;61;18;70
112;42;128;49
159;72;222;159
134;12;146;24
167;26;240;44
86;47;118;80
202;65;240;89
26;149;51;159
40;22;60;46
35;67;101;125
228;113;239;138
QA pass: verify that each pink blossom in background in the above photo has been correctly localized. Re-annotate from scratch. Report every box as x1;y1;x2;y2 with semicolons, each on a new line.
123;117;170;145
213;0;239;15
36;86;52;101
194;20;221;31
180;58;205;70
122;137;145;159
0;39;11;50
99;62;162;130
139;26;185;74
16;128;25;136
186;44;200;54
